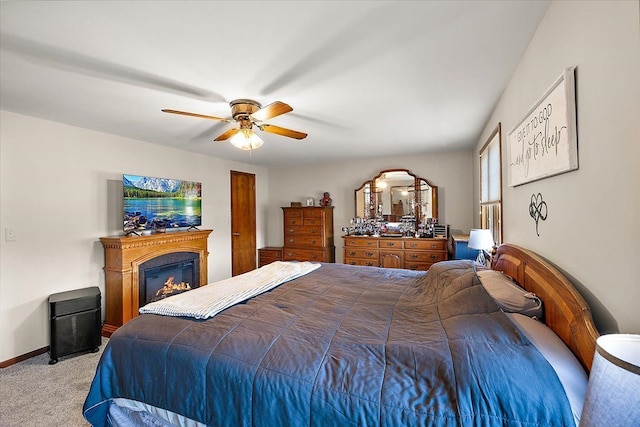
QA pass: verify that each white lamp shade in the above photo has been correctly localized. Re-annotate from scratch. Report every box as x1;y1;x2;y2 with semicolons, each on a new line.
467;229;494;250
580;334;640;426
230;129;264;150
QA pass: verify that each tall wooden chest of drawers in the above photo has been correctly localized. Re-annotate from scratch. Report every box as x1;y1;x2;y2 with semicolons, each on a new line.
282;206;335;263
342;236;447;271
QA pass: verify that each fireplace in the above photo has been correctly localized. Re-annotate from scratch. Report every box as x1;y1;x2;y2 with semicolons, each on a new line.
139;252;200;305
100;229;212;336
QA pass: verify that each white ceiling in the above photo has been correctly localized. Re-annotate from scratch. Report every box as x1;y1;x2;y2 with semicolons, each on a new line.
0;1;550;167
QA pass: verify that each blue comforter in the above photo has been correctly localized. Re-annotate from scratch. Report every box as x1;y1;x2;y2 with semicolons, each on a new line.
84;261;575;426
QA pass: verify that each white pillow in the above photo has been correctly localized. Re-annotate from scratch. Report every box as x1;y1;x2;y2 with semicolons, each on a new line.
505;313;588;426
477;269;543;319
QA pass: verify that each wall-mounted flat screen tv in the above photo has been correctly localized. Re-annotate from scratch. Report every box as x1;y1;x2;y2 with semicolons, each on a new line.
123;174;202;232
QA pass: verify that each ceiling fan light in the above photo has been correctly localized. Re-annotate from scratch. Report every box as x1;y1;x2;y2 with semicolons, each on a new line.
230;129;264;151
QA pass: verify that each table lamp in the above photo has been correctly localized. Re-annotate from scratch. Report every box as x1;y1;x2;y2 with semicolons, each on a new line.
467;229;494;266
580;334;640;426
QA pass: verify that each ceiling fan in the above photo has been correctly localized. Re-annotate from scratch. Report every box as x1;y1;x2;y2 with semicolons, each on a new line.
162;99;307;150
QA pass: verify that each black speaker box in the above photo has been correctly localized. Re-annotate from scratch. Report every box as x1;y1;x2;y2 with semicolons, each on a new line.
48;286;101;364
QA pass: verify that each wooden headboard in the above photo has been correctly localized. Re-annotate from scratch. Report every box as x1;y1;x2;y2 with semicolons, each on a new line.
492;244;599;372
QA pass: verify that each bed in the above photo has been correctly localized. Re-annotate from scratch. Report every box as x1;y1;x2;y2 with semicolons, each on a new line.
83;244;599;427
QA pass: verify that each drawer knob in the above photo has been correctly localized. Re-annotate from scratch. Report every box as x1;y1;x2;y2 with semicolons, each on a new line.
366;252;374;257
409;254;418;259
349;251;356;256
430;255;438;260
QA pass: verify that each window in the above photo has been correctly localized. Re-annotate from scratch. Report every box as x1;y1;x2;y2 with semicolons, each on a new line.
479;123;502;246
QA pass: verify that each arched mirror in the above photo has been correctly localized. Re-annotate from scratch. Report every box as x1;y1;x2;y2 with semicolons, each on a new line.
354;169;438;222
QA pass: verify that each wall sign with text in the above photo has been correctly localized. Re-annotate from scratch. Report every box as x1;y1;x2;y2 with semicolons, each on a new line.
507;67;578;187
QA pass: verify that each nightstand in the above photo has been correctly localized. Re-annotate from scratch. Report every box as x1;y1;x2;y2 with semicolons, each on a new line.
258;247;283;267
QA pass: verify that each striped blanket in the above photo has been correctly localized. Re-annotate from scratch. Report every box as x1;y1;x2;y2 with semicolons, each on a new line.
139;261;321;319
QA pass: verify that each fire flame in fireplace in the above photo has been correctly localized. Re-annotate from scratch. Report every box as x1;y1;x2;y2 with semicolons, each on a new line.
154;276;192;298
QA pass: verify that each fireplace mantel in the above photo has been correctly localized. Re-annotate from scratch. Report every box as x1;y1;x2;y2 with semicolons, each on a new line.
100;229;212;336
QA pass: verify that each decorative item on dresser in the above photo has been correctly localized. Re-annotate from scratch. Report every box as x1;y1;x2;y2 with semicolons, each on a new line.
320;192;332;207
258;246;284;267
342;236;448;270
282;206;335;263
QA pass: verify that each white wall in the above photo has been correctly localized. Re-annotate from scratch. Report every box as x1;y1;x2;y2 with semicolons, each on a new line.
473;1;640;333
266;152;474;263
0;111;269;362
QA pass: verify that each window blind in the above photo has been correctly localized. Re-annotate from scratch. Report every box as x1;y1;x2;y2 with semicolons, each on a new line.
480;133;500;204
479;124;502;246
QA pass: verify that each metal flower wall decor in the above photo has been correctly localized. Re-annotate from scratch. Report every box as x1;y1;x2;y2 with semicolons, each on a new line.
529;193;548;236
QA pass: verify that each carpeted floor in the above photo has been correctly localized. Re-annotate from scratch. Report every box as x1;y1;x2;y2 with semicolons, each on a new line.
0;338;107;427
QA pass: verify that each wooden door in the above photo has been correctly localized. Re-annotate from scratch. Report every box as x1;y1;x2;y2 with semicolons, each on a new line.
230;171;256;276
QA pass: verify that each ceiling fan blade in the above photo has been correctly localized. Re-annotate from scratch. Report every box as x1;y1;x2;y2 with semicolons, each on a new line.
214;128;240;141
162;109;232;123
250;101;293;122
259;124;307;140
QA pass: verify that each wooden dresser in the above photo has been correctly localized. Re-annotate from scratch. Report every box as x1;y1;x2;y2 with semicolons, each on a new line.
342;236;447;271
282;206;335;263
